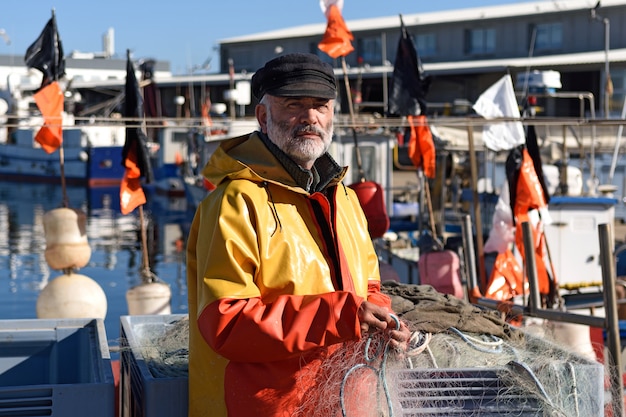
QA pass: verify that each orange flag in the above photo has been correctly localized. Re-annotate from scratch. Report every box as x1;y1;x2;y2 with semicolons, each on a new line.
485;248;526;301
511;148;554;297
33;81;63;153
318;3;354;58
120;146;146;215
407;114;436;178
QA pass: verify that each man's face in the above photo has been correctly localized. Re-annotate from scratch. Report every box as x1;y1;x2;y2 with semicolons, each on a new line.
257;95;334;169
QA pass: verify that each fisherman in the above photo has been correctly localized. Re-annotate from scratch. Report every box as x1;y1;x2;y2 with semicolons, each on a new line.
186;52;410;417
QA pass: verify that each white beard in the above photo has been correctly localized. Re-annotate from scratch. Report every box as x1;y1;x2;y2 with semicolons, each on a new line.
266;110;332;166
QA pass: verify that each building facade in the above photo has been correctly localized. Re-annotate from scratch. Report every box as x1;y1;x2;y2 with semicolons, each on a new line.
218;0;626;119
1;0;625;121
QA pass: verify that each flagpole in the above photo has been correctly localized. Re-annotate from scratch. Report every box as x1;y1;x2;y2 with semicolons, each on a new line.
340;57;366;180
467;125;487;291
138;205;152;282
50;8;68;208
59;146;68;207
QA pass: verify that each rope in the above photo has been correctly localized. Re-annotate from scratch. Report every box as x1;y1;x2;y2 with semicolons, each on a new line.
340;314;401;417
447;327;504;354
405;330;434;369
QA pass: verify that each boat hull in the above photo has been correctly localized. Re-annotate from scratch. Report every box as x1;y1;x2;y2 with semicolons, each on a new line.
0;129;124;187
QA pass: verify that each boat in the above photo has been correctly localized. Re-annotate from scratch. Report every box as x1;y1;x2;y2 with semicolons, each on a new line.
0;109;126;187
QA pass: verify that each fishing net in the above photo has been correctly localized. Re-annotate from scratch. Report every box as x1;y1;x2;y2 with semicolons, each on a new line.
125;283;609;416
293;283;607;416
131;316;189;378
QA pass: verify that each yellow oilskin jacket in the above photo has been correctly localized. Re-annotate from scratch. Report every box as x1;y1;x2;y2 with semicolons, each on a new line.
187;132;391;417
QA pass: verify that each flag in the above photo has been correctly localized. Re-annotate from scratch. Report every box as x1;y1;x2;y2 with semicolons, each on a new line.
25;11;65;154
473;74;525;152
140;60;159;118
318;1;354;58
407;115;436;178
505;145;556;300
24;11;65;89
388;15;431;117
120;50;153;215
485;248;526;301
525;125;550;205
33;81;63;153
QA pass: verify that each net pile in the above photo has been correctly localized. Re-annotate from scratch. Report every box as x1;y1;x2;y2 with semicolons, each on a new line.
128;283;607;416
135;316;189;378
294;283;606;416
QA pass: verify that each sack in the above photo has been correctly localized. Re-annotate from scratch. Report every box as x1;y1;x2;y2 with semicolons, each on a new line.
418;249;464;299
348;180;390;239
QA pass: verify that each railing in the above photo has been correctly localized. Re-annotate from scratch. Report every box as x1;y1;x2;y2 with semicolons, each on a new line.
464;216;624;417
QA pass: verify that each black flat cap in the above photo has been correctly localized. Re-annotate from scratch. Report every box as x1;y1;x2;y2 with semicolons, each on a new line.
251;53;337;100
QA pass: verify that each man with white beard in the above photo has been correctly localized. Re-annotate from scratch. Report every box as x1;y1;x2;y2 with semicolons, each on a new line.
186;53;409;417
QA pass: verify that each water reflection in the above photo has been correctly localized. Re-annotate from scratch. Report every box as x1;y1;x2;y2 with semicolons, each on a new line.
0;181;192;343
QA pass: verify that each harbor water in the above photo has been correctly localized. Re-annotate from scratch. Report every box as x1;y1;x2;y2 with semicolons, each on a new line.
0;181;191;350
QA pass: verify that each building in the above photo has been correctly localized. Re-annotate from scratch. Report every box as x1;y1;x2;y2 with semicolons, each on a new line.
217;0;626;119
1;0;625;121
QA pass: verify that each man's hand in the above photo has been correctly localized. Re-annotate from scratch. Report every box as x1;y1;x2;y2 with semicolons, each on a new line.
358;301;410;350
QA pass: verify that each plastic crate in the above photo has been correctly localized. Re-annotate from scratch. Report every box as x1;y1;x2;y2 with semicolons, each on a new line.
120;314;188;417
0;318;115;417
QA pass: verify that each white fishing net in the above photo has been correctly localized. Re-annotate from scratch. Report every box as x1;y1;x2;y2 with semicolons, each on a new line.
291;324;605;416
124;284;612;417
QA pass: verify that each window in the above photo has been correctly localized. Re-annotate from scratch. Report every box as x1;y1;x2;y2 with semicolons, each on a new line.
357;36;382;65
229;49;253;72
466;28;496;55
534;23;563;51
416;33;437;57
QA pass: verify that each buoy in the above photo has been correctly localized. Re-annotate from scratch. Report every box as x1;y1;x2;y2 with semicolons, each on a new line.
43;208;91;270
36;273;107;319
126;281;172;315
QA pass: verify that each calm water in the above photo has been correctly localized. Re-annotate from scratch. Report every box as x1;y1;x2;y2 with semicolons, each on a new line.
0;181;192;348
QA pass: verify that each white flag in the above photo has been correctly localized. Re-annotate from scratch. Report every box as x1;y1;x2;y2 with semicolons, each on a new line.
319;0;343;13
473;74;525;152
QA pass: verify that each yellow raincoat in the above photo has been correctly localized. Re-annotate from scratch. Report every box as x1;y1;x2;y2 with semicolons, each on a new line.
187;132;390;416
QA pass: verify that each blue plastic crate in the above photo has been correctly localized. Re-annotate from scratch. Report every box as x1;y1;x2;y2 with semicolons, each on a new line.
120;314;188;417
0;318;115;416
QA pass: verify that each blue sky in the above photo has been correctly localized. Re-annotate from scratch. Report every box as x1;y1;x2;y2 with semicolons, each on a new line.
3;1;533;75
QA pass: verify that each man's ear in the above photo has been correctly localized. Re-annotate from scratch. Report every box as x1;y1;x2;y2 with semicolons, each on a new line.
256;103;268;133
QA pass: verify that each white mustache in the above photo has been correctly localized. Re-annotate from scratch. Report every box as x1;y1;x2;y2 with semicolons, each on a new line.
293;125;325;137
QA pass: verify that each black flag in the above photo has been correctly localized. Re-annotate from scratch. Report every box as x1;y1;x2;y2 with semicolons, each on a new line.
24;10;65;89
122;50;153;184
525;125;550;205
388;15;431;116
504;125;550;225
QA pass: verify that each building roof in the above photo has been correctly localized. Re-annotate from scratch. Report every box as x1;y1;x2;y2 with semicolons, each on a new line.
220;0;626;44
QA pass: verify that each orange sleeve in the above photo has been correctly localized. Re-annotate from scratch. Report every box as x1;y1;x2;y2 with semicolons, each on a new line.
198;291;364;363
366;280;391;309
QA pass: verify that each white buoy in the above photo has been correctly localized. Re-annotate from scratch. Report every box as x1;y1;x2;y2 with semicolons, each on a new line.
43;208;91;270
126;282;172;315
36;273;107;319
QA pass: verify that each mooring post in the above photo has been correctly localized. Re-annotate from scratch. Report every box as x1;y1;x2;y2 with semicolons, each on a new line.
599;222;624;417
